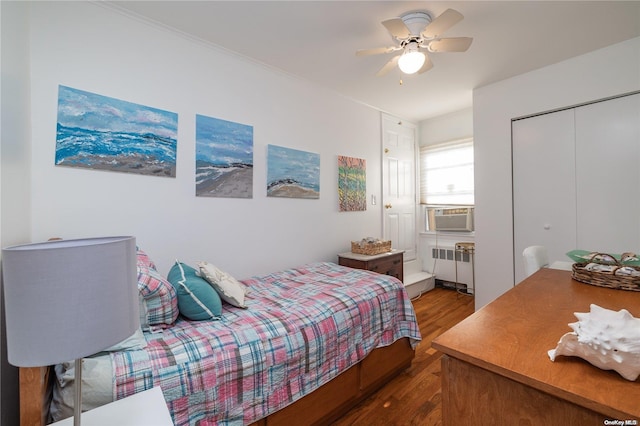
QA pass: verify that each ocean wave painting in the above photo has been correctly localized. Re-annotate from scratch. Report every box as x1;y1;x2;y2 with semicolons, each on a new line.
196;114;253;198
267;145;320;199
55;85;178;177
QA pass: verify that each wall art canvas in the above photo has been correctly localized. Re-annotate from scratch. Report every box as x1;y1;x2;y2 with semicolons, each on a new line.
55;85;178;177
196;114;253;198
267;145;320;199
338;155;366;211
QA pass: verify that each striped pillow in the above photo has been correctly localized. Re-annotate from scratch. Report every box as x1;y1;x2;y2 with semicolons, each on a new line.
136;249;179;330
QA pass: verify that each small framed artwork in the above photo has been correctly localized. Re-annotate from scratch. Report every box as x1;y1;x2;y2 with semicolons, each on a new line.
338;155;366;211
267;145;320;199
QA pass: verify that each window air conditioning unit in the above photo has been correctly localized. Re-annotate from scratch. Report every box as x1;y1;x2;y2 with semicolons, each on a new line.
434;207;474;232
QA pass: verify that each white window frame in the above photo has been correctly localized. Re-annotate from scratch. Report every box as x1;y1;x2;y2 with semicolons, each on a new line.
420;138;474;206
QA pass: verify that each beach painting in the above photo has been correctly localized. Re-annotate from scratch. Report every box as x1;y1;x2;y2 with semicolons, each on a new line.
338;155;366;211
55;85;178;177
267;145;320;199
196;114;253;198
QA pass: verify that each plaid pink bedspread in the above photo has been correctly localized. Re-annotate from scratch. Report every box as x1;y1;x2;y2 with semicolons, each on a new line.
111;262;421;425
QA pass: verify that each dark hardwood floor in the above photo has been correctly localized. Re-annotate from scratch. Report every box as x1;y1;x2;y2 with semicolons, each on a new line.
332;287;475;426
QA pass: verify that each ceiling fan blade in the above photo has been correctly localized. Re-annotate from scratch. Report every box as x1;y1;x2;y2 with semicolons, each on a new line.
376;55;400;77
417;54;434;74
422;8;463;38
382;17;411;39
356;46;399;56
428;37;473;53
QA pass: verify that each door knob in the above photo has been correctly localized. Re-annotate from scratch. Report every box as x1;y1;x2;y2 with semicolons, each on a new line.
384;204;392;209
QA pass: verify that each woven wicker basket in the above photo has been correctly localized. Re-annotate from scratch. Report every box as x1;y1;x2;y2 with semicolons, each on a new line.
572;253;640;291
351;240;392;255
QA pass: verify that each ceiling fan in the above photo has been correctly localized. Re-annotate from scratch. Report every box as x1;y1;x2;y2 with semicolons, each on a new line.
356;9;473;76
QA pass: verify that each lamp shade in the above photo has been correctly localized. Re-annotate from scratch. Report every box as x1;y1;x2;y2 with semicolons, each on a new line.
2;236;139;367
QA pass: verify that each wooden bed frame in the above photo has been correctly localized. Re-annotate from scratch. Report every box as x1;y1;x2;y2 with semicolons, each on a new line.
20;337;414;426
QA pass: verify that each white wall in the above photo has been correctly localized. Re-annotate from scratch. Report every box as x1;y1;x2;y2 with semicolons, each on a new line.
27;2;386;278
1;2;32;425
419;107;473;147
473;36;640;310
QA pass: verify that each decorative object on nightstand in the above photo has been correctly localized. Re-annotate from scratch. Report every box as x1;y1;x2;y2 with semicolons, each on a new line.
350;237;392;255
2;236;140;426
338;249;404;282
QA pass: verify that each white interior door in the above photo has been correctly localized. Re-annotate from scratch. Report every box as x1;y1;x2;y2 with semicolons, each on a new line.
382;114;417;262
513;93;640;284
575;93;640;252
512;109;577;284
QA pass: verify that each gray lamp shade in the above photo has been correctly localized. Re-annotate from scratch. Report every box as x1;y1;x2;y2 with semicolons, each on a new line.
2;236;139;367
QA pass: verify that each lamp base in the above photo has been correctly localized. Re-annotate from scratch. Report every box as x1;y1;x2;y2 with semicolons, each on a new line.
74;358;82;426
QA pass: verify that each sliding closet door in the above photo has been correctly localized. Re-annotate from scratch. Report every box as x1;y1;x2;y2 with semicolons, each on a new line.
512;110;577;284
575;93;640;252
513;93;640;284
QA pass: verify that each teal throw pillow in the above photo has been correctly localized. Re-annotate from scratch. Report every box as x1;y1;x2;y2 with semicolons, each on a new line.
167;261;222;321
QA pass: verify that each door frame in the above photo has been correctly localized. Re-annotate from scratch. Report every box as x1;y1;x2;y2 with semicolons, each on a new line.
381;113;419;262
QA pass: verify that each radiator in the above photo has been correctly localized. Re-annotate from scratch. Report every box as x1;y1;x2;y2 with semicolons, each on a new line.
426;245;474;288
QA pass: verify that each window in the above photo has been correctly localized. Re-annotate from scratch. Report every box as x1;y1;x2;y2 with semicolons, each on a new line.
420;138;474;205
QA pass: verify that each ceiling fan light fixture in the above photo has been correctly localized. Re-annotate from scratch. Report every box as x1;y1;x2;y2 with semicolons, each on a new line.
398;48;425;74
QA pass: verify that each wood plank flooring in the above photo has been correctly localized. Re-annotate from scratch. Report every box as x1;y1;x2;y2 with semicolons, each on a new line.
332;288;475;426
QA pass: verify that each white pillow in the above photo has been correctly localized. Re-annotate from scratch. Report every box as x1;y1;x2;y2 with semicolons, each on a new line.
197;261;248;308
50;354;114;422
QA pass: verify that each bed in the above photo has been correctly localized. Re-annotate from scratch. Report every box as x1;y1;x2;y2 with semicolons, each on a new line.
19;252;421;426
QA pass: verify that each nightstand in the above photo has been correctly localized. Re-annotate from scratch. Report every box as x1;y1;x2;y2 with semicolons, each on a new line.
337;250;404;282
51;387;173;426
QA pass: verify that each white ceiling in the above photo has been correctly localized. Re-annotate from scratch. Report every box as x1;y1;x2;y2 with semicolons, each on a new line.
107;1;640;122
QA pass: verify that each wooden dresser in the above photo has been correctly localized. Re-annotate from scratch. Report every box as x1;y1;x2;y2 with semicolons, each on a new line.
337;250;403;282
432;268;640;425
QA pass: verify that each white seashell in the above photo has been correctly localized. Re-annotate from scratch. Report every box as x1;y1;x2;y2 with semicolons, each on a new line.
548;304;640;381
584;263;614;272
621;252;638;262
614;266;640;277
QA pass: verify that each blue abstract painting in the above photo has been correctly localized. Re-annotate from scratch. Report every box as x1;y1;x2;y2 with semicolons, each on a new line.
55;85;178;177
267;145;320;199
196;114;253;198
